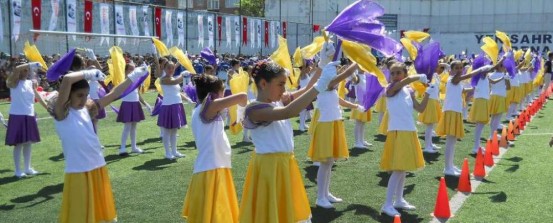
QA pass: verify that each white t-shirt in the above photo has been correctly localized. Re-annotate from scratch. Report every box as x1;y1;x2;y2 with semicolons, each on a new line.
55;108;105;173
443;77;463;113
387;87;416;131
9;80;35;116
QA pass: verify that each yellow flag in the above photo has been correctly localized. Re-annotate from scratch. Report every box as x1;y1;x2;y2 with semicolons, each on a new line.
23;41;48;70
293;47;303;67
105;59;113;85
152;37;170;57
228;68;250;135
514;49;524;61
341;40;387;86
495;30;511;52
169;47;196;74
109;46;126;86
338;79;347;99
400;38;418;60
481;37;499;65
140;66;151;94
524;48;532;66
154;78;163;96
300;36;325;59
270;36;298;89
403;31;430;43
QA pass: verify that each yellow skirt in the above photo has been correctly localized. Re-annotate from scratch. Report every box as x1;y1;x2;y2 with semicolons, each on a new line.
379;111;389;135
469;98;490;124
418;99;442;124
506;87;516;104
350;109;372;122
374;97;387;113
307;109;320;136
183;168;239;223
489;95;507;115
380;131;425;171
59;166;117;223
308;121;349;161
239;153;311;223
524;83;533;96
437;111;465;139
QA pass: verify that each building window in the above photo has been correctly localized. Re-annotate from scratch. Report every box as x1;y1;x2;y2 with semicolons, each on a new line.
208;0;219;10
225;0;238;8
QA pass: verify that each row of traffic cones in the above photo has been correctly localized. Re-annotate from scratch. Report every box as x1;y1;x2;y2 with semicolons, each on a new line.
429;85;552;221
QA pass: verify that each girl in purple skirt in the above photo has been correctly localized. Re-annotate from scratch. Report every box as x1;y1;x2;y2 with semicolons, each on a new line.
117;62;152;156
157;61;187;160
5;62;48;178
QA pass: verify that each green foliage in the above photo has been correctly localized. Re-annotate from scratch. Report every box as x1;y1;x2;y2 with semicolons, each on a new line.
236;0;265;17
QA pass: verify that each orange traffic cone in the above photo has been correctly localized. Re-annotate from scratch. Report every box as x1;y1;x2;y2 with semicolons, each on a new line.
499;126;508;148
514;118;521;135
457;158;472;193
432;177;452;219
393;215;401;223
473;148;486;178
520;112;526;130
484;142;494;167
491;131;499;156
507;121;515;141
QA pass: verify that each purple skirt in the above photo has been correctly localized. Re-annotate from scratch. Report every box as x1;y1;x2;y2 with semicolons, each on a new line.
94;100;107;119
157;103;187;129
116;101;145;123
5;114;41;146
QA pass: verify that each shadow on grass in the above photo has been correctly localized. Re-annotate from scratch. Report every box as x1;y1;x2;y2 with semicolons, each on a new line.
312;203;424;223
403;184;415;196
505;156;523;162
132;158;176;171
10;183;63;208
376;172;390;187
233;141;252;148
183;141;196;148
423;152;441;165
136;137;162;146
373;134;387;142
0;203;15;211
473;191;507;203
434;176;460;190
293;130;306;136
49;153;64;162
349;147;371;157
502;164;520;173
0;169;12;174
236;147;253;155
304;165;318;185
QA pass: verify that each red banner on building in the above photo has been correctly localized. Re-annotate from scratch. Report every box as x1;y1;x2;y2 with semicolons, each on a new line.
154;7;162;39
313;24;320;32
84;1;93;33
264;21;269;47
242;17;248;45
217;16;222;46
282;21;287;38
32;0;42;41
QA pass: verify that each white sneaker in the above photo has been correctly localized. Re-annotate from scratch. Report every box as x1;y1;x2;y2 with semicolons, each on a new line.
131;148;144;154
432;144;441;149
25;168;39;175
173;151;185;158
432;131;438;137
381;205;400;217
453;166;462;173
363;141;373;147
443;168;461;176
242;136;251;143
316;198;334;209
313;162;320;166
15;172;27;178
354;143;368;149
327;194;343;203
394;199;416;210
165;154;175;160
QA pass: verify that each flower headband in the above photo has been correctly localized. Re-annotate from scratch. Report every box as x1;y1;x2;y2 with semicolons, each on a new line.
252;59;283;78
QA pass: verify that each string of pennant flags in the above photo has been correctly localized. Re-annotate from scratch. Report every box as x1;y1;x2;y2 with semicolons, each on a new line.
5;0;321;50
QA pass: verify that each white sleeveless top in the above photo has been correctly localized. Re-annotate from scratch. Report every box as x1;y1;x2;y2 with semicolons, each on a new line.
474;76;490;99
443;77;463;113
520;71;530;84
387;87;416;131
88;80;100;100
427;74;440;100
161;84;183;105
122;88;139;102
191;104;232;173
511;72;520;87
246;102;294;154
354;74;366;103
490;72;507;97
9;80;35;116
299;73;312;88
55;108;105;173
317;89;342;122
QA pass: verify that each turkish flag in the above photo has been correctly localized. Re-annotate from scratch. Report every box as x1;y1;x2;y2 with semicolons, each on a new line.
313;24;320;32
282;21;287;38
84;1;93;33
32;0;41;41
264;21;269;47
154;7;162;39
217;16;222;46
242;17;248;45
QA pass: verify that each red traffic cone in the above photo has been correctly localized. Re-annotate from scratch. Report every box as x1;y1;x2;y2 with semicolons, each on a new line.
473;148;486;178
491;131;499;156
457;158;472;193
393;215;401;223
432;177;452;219
484;142;495;167
514;118;521;135
499;126;508;148
507;121;515;141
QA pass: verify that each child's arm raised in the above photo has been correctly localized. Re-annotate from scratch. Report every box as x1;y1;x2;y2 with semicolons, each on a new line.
412;91;430;113
286;67;322;102
98;67;149;109
339;97;360;110
33;81;48;110
248;87;319;123
161;74;184;85
327;63;359;90
204;93;248;121
387;75;427;97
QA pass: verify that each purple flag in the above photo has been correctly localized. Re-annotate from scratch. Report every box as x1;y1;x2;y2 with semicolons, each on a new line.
183;82;197;103
531;54;541;79
503;52;517;78
333;40;342;61
117;71;150;100
46;49;76;81
471;53;491;87
362;73;384;110
414;41;442;80
97;86;106;98
382;68;390;83
110;105;119;114
151;95;163;116
201;47;216;65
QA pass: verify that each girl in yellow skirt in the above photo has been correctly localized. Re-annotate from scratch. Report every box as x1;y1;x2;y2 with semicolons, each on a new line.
488;64;511;140
506;65;523;121
380;62;429;217
350;72;373;148
437;60;497;176
469;64;496;154
50;65;149;223
519;67;532;110
239;60;330;223
308;62;362;209
182;74;248;223
419;70;443;153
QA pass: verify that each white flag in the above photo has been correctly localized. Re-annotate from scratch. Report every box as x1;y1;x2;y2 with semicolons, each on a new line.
207;15;214;48
115;5;126;45
165;10;173;46
49;0;60;31
66;0;77;40
99;4;110;45
198;15;204;47
257;20;262;48
142;6;150;36
177;12;185;47
10;0;21;41
0;3;4;43
270;21;275;48
234;16;240;47
275;21;280;47
129;6;139;45
225;16;231;47
250;19;255;48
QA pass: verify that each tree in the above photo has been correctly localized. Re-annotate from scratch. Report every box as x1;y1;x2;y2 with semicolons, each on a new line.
236;0;265;17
